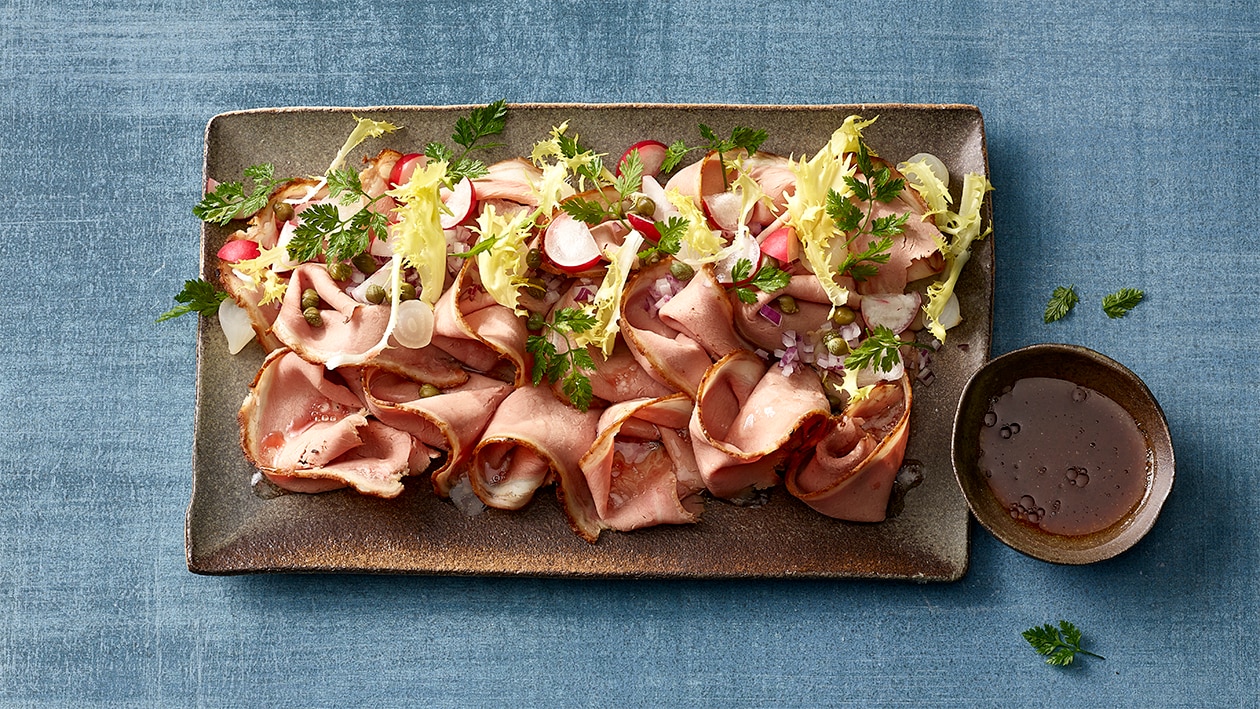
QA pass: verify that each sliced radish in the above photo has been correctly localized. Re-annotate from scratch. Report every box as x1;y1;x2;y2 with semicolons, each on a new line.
861;292;923;334
217;238;261;263
759;226;798;263
544;213;604;273
714;230;762;285
618;140;669;178
702;191;743;233
439;177;477;229
626;212;659;242
388;153;426;188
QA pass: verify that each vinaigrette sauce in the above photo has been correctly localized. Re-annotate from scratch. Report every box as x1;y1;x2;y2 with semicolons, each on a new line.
978;377;1149;536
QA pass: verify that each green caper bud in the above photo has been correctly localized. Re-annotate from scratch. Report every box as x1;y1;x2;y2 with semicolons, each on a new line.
325;261;352;281
351;252;378;275
669;260;695;281
418;383;441;398
303;307;323;327
776;295;799;314
397;282;417;301
643;250;662;266
526;311;545;332
365;284;386;304
526;247;543;269
522;277;547;297
272;201;294;222
831;306;856;326
823;331;850;356
631;196;656;217
300;288;320;311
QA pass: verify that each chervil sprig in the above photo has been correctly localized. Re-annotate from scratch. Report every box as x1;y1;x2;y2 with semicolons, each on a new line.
157;278;228;322
285;168;389;264
526;307;599;411
636;217;688;262
424;99;508;186
826;138;908;282
1102;287;1144;318
560;147;650;226
844;324;907;373
193;163;286;225
730;258;791;304
1044;285;1080;323
660;124;768;186
1022;621;1104;666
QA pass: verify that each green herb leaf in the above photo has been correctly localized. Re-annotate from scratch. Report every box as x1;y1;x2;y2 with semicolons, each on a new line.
869;212;909;238
450;234;499;259
452;99;508;151
826;189;864;233
1102;287;1144;319
193;163;282;225
156;278;228;322
560;196;611;226
612;149;644;201
1043;285;1079;323
1022;621;1104;666
844;325;904;373
424;142;455;163
527;308;599;412
750;264;791;294
733;287;758;304
660;139;693;173
552;307;598;335
730;258;753;284
838;236;893;282
326;167;367;205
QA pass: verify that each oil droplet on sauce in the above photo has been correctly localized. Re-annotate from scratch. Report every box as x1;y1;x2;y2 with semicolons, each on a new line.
979;377;1149;536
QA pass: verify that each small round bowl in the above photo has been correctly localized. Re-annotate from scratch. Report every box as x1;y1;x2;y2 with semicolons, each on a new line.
952;343;1174;564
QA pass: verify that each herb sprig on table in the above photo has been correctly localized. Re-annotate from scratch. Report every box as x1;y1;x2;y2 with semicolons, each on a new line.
157;278;228;322
1022;621;1105;666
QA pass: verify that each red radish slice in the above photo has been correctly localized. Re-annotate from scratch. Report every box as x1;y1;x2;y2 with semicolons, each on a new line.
861;292;923;334
388;153;426;188
617;140;668;178
702;191;743;233
626;212;659;243
217;239;261;263
544;213;604;273
439;177;477;229
714;231;762;285
759;226;798;263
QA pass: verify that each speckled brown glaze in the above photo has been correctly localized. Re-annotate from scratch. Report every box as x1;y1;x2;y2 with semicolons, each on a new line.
187;104;993;580
952;344;1174;564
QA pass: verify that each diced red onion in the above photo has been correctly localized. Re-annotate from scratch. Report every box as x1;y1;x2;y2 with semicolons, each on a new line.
575;285;596;304
759;305;783;326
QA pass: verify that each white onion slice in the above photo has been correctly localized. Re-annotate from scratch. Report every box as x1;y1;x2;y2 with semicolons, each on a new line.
937;292;962;330
391;299;434;349
902;152;950;188
217;298;255;354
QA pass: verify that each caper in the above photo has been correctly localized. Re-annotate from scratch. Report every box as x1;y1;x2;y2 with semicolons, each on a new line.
300;288;320;311
526;247;543;269
669;261;695;281
823;331;850;356
522;277;547;297
397;282;416;301
631;196;656;217
418;383;441;398
365;284;386;304
303;307;323;327
831;306;856;326
526;311;545;332
272;201;294;223
776;295;799;314
351;252;378;275
642;250;662;266
325;261;352;281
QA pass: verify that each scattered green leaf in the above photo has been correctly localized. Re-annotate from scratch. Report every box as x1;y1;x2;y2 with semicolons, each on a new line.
193;163;285;224
157;279;228;322
1044;285;1080;323
1022;621;1104;666
1102;287;1144;319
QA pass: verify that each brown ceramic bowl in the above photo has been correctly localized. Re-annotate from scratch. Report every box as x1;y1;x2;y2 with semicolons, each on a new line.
952;343;1174;564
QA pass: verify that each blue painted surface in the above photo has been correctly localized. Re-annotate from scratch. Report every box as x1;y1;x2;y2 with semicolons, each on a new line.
1;0;1256;705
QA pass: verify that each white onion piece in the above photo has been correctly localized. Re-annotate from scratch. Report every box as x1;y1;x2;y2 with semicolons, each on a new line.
902;152;950;188
348;266;392;303
937;292;962;331
391;299;434;349
217;298;255;354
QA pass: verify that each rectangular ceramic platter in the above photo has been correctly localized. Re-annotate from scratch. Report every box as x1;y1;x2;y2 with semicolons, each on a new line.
187;103;991;580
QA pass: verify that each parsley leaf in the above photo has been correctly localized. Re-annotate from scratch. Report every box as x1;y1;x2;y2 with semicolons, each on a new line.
427;100;509;185
750;263;791;293
837;235;894;282
526;307;599;411
1043;285;1080;323
844;325;905;373
1022;621;1104;666
193;163;284;225
1102;287;1144;318
660;139;693;173
560;196;611;226
637;217;687;261
730;258;754;284
826;134;909;283
689;124;770;188
157;279;228;322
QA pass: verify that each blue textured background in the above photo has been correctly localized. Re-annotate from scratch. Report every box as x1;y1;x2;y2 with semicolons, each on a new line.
2;0;1257;705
